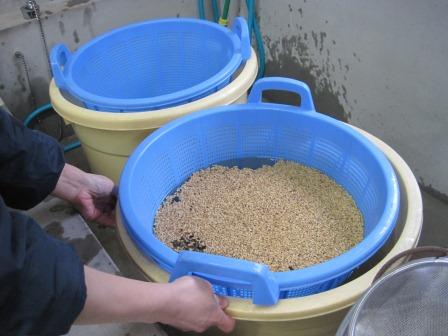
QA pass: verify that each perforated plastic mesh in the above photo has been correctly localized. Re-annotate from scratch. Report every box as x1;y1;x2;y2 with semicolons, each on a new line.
213;284;229;297
74;29;228;99
276;126;313;161
348;260;448;336
121;105;398;300
210;272;349;299
58;19;246;111
135;150;177;224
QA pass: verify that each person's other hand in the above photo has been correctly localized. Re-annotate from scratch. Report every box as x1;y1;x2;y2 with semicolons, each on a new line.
159;276;235;333
71;172;116;227
77;269;235;332
52;164;117;226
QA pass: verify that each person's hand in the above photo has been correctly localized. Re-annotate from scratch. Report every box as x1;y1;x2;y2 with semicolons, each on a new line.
159;276;236;333
71;173;116;227
52;164;117;226
77;269;235;333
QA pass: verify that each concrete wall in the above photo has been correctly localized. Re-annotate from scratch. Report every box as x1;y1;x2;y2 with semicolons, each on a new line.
256;0;448;198
1;0;447;199
0;0;210;119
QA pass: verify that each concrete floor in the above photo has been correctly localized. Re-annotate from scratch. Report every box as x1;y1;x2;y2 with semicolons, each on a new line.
60;146;448;335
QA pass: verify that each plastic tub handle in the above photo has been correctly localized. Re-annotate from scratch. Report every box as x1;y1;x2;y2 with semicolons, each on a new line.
248;77;316;111
50;43;72;91
170;250;280;306
232;17;251;61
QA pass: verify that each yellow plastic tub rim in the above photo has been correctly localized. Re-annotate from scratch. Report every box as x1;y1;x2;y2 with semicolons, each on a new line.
116;126;422;323
49;47;258;131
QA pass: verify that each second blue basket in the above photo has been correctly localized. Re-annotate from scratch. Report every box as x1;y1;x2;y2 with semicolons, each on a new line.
50;17;251;112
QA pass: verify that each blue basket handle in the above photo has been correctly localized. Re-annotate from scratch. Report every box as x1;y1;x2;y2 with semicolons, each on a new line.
232;17;251;61
50;43;72;91
248;77;316;111
170;251;280;306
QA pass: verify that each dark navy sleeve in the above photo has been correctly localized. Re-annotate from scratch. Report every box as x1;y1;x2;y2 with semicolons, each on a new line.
0;108;86;334
0;108;65;210
0;197;86;335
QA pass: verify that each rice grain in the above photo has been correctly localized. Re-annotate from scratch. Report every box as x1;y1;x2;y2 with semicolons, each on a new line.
154;160;364;272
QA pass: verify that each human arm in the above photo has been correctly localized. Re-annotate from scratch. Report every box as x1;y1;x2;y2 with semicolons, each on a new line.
0;108;233;333
0;108;116;226
0;108;64;209
77;267;235;333
0;197;86;335
0;195;234;335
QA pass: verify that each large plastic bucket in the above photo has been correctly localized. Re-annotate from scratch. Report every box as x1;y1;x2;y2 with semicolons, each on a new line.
116;126;422;336
49;48;257;182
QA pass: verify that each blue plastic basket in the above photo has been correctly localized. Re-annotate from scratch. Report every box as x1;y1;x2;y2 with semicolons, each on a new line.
119;77;400;306
50;17;251;112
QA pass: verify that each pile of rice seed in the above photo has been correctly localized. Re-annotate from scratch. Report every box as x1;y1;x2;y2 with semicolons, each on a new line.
154;160;364;272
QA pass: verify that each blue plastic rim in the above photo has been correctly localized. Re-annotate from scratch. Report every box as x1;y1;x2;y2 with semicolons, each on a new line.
119;77;400;306
50;17;251;112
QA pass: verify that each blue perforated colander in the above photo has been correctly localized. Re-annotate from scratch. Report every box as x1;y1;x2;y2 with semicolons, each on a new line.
119;77;400;306
50;17;250;112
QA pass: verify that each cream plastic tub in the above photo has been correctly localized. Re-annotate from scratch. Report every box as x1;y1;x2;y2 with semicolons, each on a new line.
49;48;258;182
116;127;422;336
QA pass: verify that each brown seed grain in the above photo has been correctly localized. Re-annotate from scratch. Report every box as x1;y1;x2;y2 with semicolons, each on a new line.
154;161;364;272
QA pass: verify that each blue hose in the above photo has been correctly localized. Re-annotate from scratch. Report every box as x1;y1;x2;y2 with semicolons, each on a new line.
211;0;220;22
64;140;81;152
24;103;81;153
198;0;206;19
195;0;265;78
24;103;52;127
246;0;265;79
